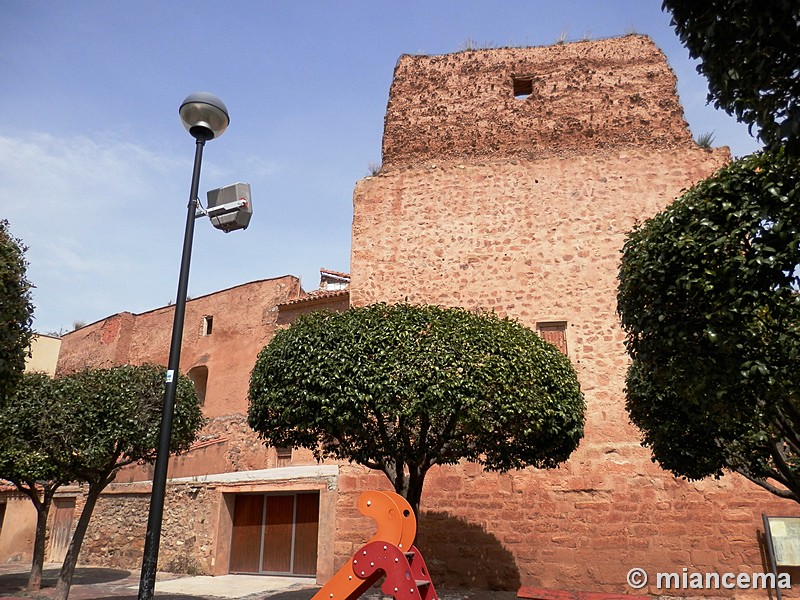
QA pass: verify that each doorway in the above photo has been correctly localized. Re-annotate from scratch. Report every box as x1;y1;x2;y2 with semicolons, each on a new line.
49;497;76;562
229;492;319;576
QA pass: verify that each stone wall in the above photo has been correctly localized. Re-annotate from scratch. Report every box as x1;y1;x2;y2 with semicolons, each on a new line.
72;482;219;575
57;275;302;418
382;35;692;170
346;36;800;596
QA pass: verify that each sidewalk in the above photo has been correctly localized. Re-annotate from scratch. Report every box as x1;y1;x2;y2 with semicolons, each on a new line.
0;564;316;600
0;564;517;600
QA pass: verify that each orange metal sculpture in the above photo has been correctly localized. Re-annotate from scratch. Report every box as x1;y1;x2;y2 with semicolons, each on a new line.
312;490;439;600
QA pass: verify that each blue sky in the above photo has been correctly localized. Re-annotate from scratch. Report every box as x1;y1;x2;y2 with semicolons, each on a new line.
2;1;761;335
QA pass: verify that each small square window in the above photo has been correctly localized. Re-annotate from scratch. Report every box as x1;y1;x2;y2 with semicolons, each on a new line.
202;316;213;336
513;77;533;99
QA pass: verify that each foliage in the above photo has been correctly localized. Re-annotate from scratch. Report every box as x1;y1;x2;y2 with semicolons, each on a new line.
249;303;585;512
662;0;800;151
59;364;204;482
0;365;203;599
51;363;204;600
696;131;715;149
0;373;71;484
0;220;34;403
0;373;73;590
617;149;800;499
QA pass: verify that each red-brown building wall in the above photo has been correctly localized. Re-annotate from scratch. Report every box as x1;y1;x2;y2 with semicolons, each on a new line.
57;275;302;418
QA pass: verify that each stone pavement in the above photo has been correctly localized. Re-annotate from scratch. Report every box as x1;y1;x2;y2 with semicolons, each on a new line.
0;564;518;600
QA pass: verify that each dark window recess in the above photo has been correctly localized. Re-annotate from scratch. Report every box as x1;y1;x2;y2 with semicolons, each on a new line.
537;321;568;355
202;315;213;336
513;77;533;99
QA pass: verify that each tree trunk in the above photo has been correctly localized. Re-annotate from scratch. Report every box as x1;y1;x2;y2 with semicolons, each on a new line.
405;471;425;520
53;483;103;600
27;493;52;591
11;480;59;592
393;464;427;521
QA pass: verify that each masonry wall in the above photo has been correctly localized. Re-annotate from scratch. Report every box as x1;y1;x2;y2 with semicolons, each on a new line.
0;489;37;563
52;275;349;573
345;36;800;596
382;35;691;170
57;276;301;419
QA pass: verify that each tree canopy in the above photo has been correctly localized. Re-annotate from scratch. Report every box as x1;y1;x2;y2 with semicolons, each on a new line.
58;364;204;484
0;373;73;591
248;303;585;513
51;363;204;600
0;364;204;599
617;149;800;499
0;220;34;403
0;373;71;486
662;0;800;151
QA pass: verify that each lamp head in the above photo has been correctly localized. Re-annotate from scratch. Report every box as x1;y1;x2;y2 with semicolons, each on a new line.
179;92;229;141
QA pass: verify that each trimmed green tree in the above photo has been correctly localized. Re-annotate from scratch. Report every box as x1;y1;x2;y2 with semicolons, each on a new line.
10;364;204;600
617;149;800;500
248;303;585;515
662;0;800;152
0;373;74;591
0;220;34;403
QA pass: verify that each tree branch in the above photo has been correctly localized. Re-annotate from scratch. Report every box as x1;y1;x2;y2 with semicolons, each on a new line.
767;440;800;496
428;410;462;460
736;467;798;500
771;411;800;456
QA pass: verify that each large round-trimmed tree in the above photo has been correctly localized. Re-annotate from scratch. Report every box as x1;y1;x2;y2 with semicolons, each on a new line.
248;303;585;514
617;149;800;500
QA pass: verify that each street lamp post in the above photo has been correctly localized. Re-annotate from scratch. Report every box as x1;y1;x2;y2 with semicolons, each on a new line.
137;93;230;600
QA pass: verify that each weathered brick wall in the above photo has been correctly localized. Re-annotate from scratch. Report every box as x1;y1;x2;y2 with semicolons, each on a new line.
54;312;136;371
346;36;800;596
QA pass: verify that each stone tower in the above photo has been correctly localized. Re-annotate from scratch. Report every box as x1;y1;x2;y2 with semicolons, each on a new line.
347;36;790;593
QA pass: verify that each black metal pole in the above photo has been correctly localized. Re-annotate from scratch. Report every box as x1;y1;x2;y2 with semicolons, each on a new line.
137;138;205;600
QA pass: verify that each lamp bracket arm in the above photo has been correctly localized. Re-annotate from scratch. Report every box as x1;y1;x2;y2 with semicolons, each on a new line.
193;197;208;220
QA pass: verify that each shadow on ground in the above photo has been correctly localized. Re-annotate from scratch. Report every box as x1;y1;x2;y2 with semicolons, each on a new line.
0;567;132;595
89;597;205;600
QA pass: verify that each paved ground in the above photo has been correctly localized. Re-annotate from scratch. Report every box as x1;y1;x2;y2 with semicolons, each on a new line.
0;564;518;600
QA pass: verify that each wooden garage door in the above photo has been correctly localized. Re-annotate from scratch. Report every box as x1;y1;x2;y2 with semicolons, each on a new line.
229;492;319;576
229;495;264;573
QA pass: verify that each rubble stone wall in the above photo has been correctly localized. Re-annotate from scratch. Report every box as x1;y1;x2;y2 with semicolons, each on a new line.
382;35;693;170
346;36;800;596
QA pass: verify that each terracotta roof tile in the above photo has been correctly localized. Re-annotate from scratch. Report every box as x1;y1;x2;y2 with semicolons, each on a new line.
278;289;350;307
